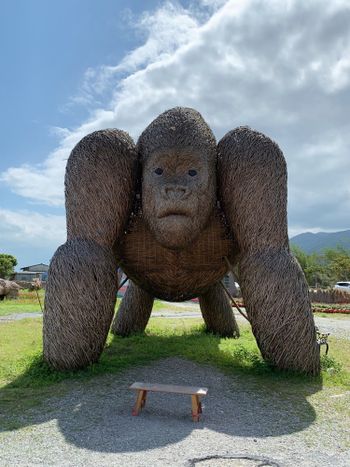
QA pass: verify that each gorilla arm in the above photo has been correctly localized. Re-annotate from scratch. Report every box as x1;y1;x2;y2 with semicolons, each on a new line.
43;130;137;370
218;127;320;375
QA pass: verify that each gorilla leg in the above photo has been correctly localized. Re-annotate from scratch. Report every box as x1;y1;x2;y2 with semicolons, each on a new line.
199;283;239;337
218;127;320;375
44;130;137;370
111;281;154;336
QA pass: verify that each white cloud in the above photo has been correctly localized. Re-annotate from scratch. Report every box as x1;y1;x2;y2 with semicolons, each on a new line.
0;209;66;246
115;2;200;72
1;0;350;235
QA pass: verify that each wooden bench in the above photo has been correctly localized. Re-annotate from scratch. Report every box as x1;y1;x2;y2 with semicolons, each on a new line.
129;382;208;422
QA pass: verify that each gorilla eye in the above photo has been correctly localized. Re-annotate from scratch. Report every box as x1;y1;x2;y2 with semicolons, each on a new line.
154;168;163;175
188;169;197;177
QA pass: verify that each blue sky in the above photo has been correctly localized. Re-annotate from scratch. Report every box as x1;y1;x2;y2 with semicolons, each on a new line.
1;0;350;269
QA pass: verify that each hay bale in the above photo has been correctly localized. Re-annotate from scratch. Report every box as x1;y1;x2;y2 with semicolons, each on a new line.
0;279;21;300
309;288;350;304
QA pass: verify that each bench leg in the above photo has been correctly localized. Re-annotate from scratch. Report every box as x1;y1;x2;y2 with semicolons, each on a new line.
198;397;202;414
132;390;146;416
191;395;201;422
141;390;148;408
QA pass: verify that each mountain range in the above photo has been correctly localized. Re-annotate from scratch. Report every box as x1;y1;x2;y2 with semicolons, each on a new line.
290;230;350;254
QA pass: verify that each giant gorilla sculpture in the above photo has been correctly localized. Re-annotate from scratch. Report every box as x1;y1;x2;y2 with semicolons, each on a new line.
44;107;320;375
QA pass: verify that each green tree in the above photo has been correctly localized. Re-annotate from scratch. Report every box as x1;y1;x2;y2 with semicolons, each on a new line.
291;244;350;287
291;245;332;287
0;254;18;279
291;245;308;271
323;246;350;282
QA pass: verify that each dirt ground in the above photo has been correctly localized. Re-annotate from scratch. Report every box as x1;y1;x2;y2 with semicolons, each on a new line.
0;357;349;467
1;305;349;466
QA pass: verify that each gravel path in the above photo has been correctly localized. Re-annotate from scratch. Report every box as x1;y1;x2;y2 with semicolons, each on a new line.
0;312;43;321
1;357;349;466
1;306;350;340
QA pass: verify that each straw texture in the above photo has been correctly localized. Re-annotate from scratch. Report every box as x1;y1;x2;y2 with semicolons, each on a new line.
199;282;240;337
44;239;118;370
44;108;319;375
218;127;320;375
117;208;231;301
66;129;137;246
138;107;217;250
111;280;154;336
309;288;350;304
44;129;136;370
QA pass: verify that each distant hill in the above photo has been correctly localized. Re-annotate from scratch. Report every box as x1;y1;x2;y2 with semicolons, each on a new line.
290;230;350;254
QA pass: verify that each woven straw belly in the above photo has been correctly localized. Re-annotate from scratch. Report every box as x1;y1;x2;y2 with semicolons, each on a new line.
117;208;233;301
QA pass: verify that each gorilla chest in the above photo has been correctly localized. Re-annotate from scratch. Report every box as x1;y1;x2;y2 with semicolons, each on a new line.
116;209;233;301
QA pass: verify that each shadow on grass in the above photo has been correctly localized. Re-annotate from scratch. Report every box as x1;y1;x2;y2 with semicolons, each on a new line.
0;327;323;453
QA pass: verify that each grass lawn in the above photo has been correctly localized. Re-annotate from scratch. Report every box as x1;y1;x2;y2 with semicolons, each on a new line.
3;290;350;319
151;300;191;312
0;289;184;317
313;312;350;320
0;315;349;432
0;290;44;316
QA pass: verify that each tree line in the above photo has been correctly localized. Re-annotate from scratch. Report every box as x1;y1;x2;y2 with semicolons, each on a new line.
0;254;17;279
291;245;350;288
1;247;350;289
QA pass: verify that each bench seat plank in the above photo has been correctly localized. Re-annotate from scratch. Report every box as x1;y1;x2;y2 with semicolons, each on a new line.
130;382;208;396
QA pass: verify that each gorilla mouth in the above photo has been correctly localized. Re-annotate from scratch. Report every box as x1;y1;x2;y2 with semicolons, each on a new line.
158;209;189;219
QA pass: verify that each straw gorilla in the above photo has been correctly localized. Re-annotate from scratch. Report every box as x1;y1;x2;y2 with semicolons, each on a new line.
44;107;320;375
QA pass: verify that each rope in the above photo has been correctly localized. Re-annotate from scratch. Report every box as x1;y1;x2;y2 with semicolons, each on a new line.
222;256;250;322
35;288;43;312
118;275;129;291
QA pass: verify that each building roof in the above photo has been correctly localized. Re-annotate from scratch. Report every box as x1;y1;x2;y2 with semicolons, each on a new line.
14;271;42;275
20;263;49;271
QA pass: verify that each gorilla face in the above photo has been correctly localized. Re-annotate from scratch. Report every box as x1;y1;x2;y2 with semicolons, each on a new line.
142;147;216;249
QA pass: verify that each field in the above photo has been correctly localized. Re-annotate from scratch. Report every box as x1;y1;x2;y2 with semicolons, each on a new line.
0;289;178;317
1;289;349;427
1;295;349;465
1;314;349;429
2;289;350;318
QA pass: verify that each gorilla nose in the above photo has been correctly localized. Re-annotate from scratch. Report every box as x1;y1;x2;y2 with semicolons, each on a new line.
163;184;189;200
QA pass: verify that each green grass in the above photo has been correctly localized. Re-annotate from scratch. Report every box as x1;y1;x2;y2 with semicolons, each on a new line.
151;299;189;312
1;317;349;386
1;317;349;390
0;289;44;316
0;316;349;432
0;290;183;316
314;312;350;320
4;290;350;319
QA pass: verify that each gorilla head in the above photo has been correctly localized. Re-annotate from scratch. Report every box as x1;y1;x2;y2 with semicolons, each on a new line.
138;107;217;249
